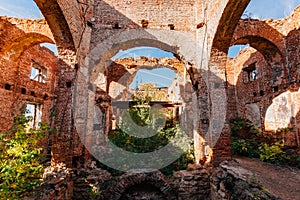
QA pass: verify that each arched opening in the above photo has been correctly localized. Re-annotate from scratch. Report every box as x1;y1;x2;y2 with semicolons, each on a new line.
40;43;58;55
220;1;300;168
0;1;74;53
233;36;284;65
264;89;300;147
1;0;82;52
0;33;55;60
210;0;300;164
225;2;300;130
227;36;286;128
109;170;176;200
94;46;199;173
74;36;214;172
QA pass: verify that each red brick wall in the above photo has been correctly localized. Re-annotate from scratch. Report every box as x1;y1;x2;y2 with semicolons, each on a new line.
93;0;202;31
0;44;58;132
227;7;300;147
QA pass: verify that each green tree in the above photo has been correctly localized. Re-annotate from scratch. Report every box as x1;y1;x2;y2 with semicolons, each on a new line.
0;112;48;199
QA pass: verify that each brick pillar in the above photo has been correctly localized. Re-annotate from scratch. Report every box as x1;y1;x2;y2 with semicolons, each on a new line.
51;49;78;167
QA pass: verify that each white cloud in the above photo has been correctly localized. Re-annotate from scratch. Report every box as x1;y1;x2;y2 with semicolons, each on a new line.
245;0;300;19
0;4;20;16
0;0;42;19
282;0;298;17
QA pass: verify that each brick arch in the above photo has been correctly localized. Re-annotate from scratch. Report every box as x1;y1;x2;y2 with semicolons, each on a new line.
33;0;80;50
0;17;55;53
54;0;85;49
105;57;190;103
211;0;251;53
90;39;179;83
1;17;55;42
232;35;283;64
1;33;54;60
231;19;285;65
86;29;199;83
109;170;176;200
232;19;285;53
74;30;215;165
106;58;182;94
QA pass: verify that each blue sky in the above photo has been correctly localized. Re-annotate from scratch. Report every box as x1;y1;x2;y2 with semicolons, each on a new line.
0;0;42;19
228;0;300;57
113;47;176;88
112;47;174;59
1;0;299;86
0;0;57;54
1;0;298;20
244;0;300;19
129;68;176;89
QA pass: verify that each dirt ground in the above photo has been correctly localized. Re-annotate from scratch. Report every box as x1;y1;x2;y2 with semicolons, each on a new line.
234;157;300;200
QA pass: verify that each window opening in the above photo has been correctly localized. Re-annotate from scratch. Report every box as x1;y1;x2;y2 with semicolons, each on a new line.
25;103;42;128
243;62;257;83
30;61;47;83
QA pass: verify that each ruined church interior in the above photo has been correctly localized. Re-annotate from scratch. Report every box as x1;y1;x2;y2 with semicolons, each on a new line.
0;0;300;199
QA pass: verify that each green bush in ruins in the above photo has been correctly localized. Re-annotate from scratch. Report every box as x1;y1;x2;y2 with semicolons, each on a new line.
106;96;194;176
230;117;300;168
0;112;48;199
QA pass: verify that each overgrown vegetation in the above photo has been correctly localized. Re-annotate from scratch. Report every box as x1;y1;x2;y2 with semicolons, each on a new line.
101;96;194;176
231;117;300;167
0;112;48;199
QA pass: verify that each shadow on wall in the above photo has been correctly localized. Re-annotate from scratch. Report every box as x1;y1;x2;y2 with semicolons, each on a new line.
74;0;230;168
264;89;300;147
0;18;59;132
286;28;300;80
230;19;300;148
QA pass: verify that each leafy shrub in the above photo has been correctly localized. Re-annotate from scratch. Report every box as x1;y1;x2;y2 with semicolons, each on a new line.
106;96;194;176
108;124;194;176
231;138;260;158
231;117;261;158
0;113;48;199
282;151;300;167
230;117;300;167
258;142;285;163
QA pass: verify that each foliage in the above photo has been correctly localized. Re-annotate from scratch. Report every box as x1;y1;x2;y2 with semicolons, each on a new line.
230;116;262;139
275;127;293;134
231;138;260;158
106;95;194;176
0;113;48;199
108;124;194;176
87;183;101;199
231;117;261;158
230;117;300;167
258;142;285;163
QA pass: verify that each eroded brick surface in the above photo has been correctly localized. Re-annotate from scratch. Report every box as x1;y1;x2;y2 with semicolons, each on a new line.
1;1;300;199
0;44;58;132
227;7;300;147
